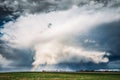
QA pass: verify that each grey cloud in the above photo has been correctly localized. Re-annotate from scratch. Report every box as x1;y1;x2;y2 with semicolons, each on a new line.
0;0;120;14
78;21;120;62
36;62;108;71
108;60;120;69
0;40;33;70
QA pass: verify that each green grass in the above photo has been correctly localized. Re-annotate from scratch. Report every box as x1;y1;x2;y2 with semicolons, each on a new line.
0;72;120;80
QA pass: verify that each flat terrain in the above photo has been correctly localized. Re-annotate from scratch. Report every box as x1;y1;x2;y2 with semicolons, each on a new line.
0;72;120;80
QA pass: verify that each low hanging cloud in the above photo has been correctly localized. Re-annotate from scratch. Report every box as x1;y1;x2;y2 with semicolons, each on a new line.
32;41;109;70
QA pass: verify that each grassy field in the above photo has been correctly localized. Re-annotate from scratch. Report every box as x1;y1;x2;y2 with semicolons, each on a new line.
0;72;120;80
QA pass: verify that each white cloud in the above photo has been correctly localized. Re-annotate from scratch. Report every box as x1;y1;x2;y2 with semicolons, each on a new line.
33;42;109;64
31;41;109;71
2;6;120;47
1;5;120;71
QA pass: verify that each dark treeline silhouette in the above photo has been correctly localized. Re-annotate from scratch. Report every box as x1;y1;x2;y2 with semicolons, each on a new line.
76;70;120;72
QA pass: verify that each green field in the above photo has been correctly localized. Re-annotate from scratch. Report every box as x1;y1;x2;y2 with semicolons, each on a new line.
0;72;120;80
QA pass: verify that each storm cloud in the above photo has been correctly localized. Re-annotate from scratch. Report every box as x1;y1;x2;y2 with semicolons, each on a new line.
0;0;120;71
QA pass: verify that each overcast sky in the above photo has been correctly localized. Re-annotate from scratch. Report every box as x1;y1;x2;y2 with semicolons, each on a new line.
0;0;120;72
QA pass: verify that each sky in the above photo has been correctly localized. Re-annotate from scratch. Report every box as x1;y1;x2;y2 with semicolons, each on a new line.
0;0;120;72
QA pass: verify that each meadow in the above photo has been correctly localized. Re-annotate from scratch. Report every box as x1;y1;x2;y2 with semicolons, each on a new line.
0;72;120;80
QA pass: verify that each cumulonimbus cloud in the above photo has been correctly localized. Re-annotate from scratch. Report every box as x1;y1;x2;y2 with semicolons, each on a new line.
1;0;120;71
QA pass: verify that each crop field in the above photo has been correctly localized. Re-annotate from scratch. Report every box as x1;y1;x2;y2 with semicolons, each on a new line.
0;72;120;80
